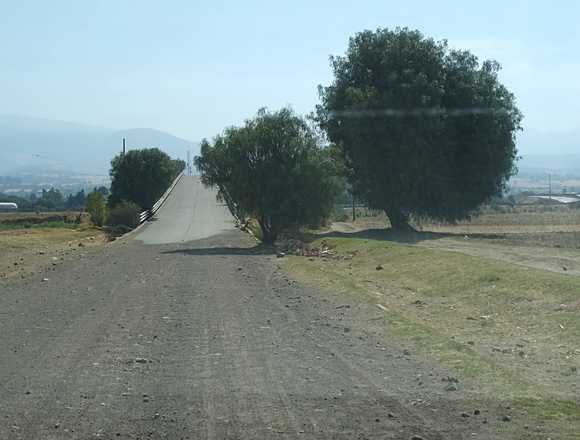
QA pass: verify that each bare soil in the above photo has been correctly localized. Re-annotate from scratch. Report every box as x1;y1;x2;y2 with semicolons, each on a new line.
0;229;545;439
0;226;106;280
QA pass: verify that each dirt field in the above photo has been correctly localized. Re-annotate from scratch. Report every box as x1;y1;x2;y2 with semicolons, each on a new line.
333;204;580;274
0;225;107;280
341;204;580;237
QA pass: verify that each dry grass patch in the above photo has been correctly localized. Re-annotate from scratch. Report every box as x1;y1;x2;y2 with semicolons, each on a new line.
337;205;580;246
0;225;106;280
282;235;580;427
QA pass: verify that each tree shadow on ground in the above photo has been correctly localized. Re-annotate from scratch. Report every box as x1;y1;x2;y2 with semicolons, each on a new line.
161;245;275;257
315;228;509;245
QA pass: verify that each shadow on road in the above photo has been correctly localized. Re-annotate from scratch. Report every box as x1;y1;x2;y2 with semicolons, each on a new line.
162;245;275;257
317;228;508;244
161;229;512;258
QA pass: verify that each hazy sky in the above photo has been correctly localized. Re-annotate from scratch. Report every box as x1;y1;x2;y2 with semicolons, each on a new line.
2;1;579;154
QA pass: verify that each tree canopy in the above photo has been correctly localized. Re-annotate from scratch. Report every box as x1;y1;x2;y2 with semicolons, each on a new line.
65;190;86;210
109;148;185;211
195;108;341;244
37;188;65;211
316;28;523;229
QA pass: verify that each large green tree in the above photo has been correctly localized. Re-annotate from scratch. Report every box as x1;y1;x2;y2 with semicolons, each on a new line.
195;108;341;244
109;148;185;210
316;28;523;229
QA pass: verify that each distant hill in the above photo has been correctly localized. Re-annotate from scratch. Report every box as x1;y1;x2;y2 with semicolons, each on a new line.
2;114;578;179
0;114;198;176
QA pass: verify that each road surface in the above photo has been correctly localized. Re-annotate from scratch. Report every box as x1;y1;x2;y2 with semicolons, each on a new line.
136;176;235;245
0;177;528;439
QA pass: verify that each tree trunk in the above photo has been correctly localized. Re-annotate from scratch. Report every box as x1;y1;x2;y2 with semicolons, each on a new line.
258;217;276;244
385;207;412;231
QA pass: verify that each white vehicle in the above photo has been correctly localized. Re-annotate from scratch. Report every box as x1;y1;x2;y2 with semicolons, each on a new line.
0;202;18;211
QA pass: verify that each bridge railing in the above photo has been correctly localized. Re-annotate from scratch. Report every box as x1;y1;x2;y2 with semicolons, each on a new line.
137;171;184;225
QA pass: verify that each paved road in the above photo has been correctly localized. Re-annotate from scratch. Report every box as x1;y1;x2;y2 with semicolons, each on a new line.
0;179;528;439
136;176;235;245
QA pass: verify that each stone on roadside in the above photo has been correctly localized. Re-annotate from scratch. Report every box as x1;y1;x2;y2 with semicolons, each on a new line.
442;376;459;383
444;382;459;392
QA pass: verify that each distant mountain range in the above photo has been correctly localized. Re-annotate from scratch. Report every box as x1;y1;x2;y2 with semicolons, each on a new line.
0;114;198;176
0;114;578;178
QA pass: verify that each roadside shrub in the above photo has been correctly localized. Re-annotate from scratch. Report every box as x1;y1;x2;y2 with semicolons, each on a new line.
107;201;140;229
86;191;108;227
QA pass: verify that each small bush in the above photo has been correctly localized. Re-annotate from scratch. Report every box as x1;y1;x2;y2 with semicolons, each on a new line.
107;201;141;229
86;191;108;226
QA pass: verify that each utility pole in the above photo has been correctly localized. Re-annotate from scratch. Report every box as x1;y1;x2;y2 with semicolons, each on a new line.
122;138;126;156
549;173;552;200
187;150;191;176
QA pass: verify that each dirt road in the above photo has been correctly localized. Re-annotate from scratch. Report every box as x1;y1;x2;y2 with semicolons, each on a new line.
0;178;535;439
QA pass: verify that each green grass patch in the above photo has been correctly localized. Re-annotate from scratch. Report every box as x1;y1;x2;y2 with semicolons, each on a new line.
513;398;580;422
283;235;580;401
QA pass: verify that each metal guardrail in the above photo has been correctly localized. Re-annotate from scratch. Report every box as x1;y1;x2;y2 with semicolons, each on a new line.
137;171;184;225
138;210;149;224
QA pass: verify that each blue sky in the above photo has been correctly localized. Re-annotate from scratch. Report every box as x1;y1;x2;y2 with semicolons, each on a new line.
1;1;579;154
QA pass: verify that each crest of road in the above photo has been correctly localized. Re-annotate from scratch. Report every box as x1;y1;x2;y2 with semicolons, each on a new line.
136;175;235;244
